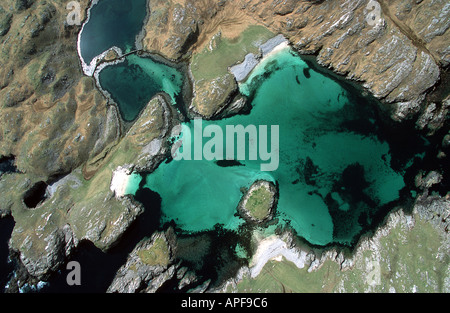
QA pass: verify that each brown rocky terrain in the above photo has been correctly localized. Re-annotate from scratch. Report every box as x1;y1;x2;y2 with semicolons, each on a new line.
0;0;172;283
0;0;120;182
0;0;448;291
2;0;445;181
141;0;448;121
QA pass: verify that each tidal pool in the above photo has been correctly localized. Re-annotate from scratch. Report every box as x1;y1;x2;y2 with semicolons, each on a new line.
98;54;184;121
79;0;147;66
127;48;423;246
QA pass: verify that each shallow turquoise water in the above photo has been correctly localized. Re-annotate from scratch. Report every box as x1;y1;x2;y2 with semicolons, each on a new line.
79;0;147;65
127;48;410;246
98;54;183;121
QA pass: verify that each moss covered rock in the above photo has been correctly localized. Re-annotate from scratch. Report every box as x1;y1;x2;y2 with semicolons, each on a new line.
238;180;278;225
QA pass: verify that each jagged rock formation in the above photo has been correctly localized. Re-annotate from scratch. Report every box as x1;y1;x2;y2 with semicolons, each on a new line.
4;93;176;279
140;0;448;122
107;229;177;293
0;0;183;280
0;0;448;290
237;180;278;225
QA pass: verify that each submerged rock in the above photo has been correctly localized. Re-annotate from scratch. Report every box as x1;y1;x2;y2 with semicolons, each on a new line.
415;171;444;190
443;133;450;149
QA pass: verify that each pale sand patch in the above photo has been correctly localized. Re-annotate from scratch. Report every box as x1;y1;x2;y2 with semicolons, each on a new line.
249;234;309;278
230;36;289;82
262;40;289;59
110;166;132;198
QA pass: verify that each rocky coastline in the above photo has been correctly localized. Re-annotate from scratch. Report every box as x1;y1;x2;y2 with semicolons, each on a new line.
212;193;449;293
237;180;278;225
0;0;448;293
230;34;289;83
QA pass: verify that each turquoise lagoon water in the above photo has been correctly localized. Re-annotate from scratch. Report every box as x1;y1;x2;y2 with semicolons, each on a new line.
126;48;411;246
80;0;416;247
79;0;147;65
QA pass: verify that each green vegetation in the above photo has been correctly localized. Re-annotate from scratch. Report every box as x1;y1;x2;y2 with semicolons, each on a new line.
138;237;171;267
231;258;342;293
189;25;274;117
229;213;449;293
191;25;274;81
6;94;169;272
375;217;448;293
245;185;274;221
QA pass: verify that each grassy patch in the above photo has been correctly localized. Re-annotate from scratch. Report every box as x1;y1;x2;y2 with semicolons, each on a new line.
230;214;449;293
245;186;273;221
138;237;170;267
191;25;274;81
231;258;342;293
376;217;448;293
189;24;274;117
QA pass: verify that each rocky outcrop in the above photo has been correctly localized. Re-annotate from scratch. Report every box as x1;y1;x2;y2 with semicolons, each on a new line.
188;70;239;119
7;170;145;278
4;84;178;280
381;0;449;67
0;6;13;36
141;1;263;119
13;225;77;279
237;180;278;225
69;196;144;252
414;194;450;234
128;94;177;172
0;172;29;218
415;171;444;190
107;229;177;293
141;0;200;61
416;96;450;135
141;0;246;62
14;0;35;12
107;228;209;293
141;0;448;123
1;0;448;292
240;0;445;122
217;193;449;293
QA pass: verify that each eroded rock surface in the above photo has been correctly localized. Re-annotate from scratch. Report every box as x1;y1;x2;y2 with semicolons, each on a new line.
107;229;177;293
0;0;448;289
140;0;448;121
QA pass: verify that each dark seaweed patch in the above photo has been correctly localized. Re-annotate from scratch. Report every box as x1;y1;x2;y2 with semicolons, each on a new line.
303;68;311;79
